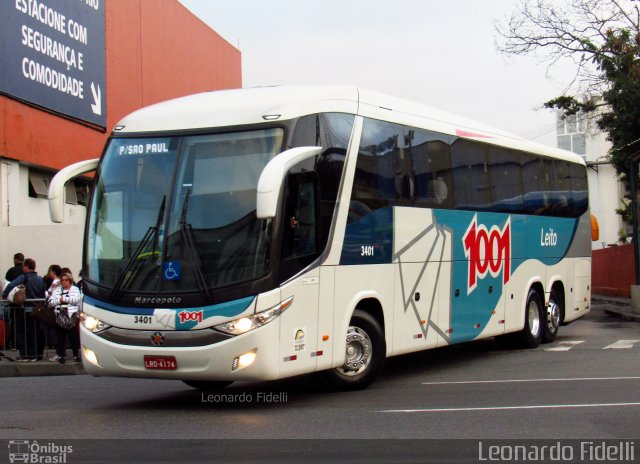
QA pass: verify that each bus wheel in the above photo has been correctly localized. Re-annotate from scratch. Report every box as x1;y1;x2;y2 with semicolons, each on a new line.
182;380;232;391
318;309;385;391
514;288;543;348
542;298;560;343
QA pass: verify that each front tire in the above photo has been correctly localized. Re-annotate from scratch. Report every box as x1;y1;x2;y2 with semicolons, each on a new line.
318;309;385;391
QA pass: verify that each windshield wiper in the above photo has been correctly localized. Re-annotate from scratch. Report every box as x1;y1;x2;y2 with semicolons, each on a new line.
180;189;213;301
109;195;166;301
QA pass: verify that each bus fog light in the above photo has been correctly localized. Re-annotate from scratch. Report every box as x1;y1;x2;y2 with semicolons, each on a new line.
233;350;257;371
82;346;100;367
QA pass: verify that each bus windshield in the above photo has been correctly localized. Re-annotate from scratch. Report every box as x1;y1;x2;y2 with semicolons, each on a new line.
86;128;284;295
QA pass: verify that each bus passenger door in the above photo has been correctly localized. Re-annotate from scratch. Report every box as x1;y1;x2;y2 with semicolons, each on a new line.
278;172;321;377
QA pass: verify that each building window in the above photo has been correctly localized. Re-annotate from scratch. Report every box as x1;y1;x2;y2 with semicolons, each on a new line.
29;168;91;205
557;135;572;152
74;179;91;206
571;133;586;156
28;170;50;199
65;181;78;205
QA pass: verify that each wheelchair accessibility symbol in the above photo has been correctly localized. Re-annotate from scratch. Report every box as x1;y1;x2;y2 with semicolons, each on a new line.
163;261;181;281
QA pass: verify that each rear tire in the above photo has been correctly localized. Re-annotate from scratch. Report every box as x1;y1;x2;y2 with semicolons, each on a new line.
182;380;232;391
541;295;561;343
318;309;385;391
513;288;543;348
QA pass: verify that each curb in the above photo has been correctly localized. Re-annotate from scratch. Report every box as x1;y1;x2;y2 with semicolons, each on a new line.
0;358;85;378
591;297;632;307
603;307;640;323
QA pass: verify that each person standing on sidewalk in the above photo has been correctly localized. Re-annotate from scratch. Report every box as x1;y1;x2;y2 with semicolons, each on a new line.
4;252;24;284
48;272;81;364
1;253;23;350
44;264;63;361
2;258;46;361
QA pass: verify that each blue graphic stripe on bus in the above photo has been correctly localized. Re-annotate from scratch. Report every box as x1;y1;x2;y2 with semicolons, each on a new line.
340;207;393;265
174;296;255;330
432;210;577;342
84;296;156;315
83;295;255;328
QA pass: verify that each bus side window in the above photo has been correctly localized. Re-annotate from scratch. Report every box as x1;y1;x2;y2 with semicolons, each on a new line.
570;163;588;216
409;131;453;208
451;139;490;210
351;119;405;218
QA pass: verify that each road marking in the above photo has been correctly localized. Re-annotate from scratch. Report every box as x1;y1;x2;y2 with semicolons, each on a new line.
421;376;640;385
376;402;640;413
603;340;640;350
544;340;584;351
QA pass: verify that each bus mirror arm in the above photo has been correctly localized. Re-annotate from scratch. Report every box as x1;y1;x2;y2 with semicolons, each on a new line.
256;146;323;219
48;158;100;223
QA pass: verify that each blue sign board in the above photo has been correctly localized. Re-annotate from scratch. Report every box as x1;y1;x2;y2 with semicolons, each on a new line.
0;0;106;127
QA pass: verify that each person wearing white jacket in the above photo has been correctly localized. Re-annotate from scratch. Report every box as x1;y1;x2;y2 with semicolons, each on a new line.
48;272;81;364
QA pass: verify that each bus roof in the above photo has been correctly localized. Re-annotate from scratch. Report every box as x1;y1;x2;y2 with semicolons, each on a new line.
115;85;585;165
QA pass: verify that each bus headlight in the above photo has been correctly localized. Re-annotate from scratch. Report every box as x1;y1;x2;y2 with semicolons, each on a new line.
214;297;293;335
83;315;111;333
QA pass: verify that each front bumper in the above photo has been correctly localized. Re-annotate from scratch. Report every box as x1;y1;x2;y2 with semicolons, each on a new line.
80;318;281;382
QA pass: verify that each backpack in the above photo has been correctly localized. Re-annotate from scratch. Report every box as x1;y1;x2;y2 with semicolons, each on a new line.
7;285;26;304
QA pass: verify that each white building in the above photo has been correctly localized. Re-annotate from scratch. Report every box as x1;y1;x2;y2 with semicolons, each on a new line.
556;111;627;249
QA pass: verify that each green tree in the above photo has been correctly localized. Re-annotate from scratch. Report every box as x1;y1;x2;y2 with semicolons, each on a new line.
496;0;640;182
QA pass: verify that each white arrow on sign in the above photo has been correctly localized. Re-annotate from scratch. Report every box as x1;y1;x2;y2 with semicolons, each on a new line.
91;82;102;116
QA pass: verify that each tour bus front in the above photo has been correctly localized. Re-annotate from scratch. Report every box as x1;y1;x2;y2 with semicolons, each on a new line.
79;127;302;381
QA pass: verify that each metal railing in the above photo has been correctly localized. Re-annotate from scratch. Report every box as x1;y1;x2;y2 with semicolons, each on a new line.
0;298;58;360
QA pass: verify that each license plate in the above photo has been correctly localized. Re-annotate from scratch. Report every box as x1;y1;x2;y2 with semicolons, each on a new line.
144;355;177;370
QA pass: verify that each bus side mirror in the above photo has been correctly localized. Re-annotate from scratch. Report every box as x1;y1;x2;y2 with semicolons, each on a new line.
48;158;100;223
256;146;322;219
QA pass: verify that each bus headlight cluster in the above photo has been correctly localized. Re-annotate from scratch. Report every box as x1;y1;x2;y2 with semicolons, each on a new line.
214;297;293;336
83;315;111;333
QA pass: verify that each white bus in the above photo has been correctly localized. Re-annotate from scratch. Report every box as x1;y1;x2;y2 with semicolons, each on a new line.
49;86;592;390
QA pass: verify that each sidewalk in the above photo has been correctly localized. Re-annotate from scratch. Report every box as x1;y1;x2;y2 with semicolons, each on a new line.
591;294;640;322
0;348;85;378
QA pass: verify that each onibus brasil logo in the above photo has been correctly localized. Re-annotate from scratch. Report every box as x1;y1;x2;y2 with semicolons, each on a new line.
8;440;72;463
462;214;511;295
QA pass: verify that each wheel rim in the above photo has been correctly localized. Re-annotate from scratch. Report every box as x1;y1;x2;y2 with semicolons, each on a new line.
336;326;372;376
546;301;560;332
528;299;541;336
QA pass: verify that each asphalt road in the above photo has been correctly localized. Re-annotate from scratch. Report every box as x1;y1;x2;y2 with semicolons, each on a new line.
1;304;639;462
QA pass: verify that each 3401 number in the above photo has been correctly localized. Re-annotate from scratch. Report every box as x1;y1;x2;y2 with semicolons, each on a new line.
134;316;152;324
361;245;375;257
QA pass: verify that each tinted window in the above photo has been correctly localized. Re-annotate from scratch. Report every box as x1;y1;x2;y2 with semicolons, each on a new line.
522;155;548;215
351;118;585;219
489;147;523;213
351;119;405;219
546;160;572;216
283;113;354;279
451;139;491;210
409;129;453;208
570;163;588;216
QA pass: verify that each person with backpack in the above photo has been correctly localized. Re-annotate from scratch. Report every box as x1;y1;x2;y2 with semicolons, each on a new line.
4;252;24;284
